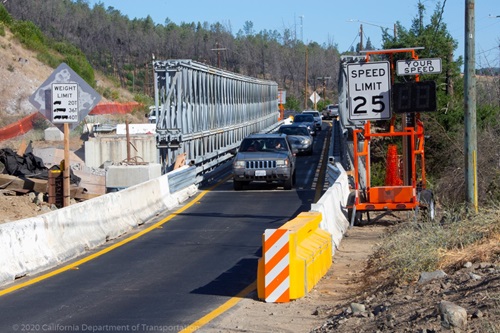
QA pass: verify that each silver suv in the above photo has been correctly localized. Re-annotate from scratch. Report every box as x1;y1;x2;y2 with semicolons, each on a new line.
322;104;339;120
232;133;297;190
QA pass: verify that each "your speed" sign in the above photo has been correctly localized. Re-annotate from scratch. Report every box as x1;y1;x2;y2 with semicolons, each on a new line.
347;61;391;121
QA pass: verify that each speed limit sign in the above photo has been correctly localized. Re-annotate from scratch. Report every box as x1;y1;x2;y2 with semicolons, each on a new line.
347;61;391;121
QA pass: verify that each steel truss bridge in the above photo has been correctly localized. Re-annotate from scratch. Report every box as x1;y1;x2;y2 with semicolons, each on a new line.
152;59;281;183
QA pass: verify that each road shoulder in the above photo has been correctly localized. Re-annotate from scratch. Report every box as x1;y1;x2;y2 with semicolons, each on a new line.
200;224;387;332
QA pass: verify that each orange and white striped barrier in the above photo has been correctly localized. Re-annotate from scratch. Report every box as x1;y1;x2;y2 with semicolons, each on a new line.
262;229;290;303
257;212;332;303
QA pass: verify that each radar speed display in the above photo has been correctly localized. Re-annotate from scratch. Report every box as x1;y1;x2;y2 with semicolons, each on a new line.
347;61;391;121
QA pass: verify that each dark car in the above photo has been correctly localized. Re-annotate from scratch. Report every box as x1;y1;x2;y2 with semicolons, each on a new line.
302;110;322;130
292;113;316;136
278;124;313;155
232;133;297;190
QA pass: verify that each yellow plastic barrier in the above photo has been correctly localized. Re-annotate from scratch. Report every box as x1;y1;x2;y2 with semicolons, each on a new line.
257;212;332;302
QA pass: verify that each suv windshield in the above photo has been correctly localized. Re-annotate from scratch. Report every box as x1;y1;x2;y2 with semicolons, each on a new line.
279;126;309;136
239;138;288;152
293;114;314;122
304;111;320;117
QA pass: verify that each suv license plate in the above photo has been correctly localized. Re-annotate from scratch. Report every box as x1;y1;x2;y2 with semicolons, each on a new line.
255;170;266;176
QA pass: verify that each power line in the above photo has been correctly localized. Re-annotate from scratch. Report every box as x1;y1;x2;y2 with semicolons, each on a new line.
477;46;500;55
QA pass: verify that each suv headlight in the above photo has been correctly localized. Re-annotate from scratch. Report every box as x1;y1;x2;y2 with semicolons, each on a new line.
276;159;289;167
233;160;245;168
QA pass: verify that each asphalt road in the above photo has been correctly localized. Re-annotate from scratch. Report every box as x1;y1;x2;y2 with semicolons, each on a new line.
0;125;329;333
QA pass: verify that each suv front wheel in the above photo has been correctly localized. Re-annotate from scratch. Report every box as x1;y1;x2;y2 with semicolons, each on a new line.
283;171;296;190
233;180;244;191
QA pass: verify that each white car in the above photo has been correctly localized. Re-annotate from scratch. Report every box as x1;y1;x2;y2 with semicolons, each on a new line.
322;104;339;120
302;110;322;131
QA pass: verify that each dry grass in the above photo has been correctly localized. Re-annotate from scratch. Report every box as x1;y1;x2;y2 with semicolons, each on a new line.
367;204;500;285
438;205;500;270
439;234;500;270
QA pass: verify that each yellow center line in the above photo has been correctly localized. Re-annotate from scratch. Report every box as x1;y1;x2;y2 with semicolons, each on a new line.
0;175;230;297
180;281;257;333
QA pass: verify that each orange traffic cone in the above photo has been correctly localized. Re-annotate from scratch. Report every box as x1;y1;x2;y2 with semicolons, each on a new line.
385;144;403;186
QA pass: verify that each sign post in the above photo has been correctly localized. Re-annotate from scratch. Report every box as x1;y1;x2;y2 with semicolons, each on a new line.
309;92;321;111
346;61;391;121
51;82;80;205
29;63;101;207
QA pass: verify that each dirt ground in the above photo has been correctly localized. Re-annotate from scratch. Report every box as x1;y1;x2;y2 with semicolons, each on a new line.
0;192;47;223
0;29;392;333
199;215;500;333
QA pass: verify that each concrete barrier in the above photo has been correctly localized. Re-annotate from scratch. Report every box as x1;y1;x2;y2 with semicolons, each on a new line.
311;161;350;254
256;161;350;302
105;163;162;191
0;166;197;287
84;135;158;168
257;212;332;302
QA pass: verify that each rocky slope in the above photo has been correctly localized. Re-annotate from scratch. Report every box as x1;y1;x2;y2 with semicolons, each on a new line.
312;260;500;332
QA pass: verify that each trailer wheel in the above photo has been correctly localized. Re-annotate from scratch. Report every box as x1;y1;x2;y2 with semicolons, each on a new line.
348;208;361;227
418;189;436;221
347;192;361;226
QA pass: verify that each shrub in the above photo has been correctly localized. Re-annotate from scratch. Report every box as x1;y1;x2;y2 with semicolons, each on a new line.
284;95;301;111
10;20;46;52
0;4;12;26
63;54;95;87
134;93;153;107
31;113;50;131
97;86;113;100
36;52;60;68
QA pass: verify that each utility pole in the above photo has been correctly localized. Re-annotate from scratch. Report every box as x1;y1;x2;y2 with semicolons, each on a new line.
317;76;331;101
359;24;363;51
304;47;308;109
211;42;227;68
464;0;478;212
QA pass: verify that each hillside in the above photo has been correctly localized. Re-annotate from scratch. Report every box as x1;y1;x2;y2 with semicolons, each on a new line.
0;28;136;129
0;26;140;218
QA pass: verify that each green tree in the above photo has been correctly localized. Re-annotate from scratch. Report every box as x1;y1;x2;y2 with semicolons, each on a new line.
284;95;301;111
364;37;374;51
380;1;463;175
380;1;500;204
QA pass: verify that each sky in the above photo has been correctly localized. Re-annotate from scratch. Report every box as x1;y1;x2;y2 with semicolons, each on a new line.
87;0;500;69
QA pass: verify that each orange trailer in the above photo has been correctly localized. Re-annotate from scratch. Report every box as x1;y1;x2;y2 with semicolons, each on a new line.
346;48;436;225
